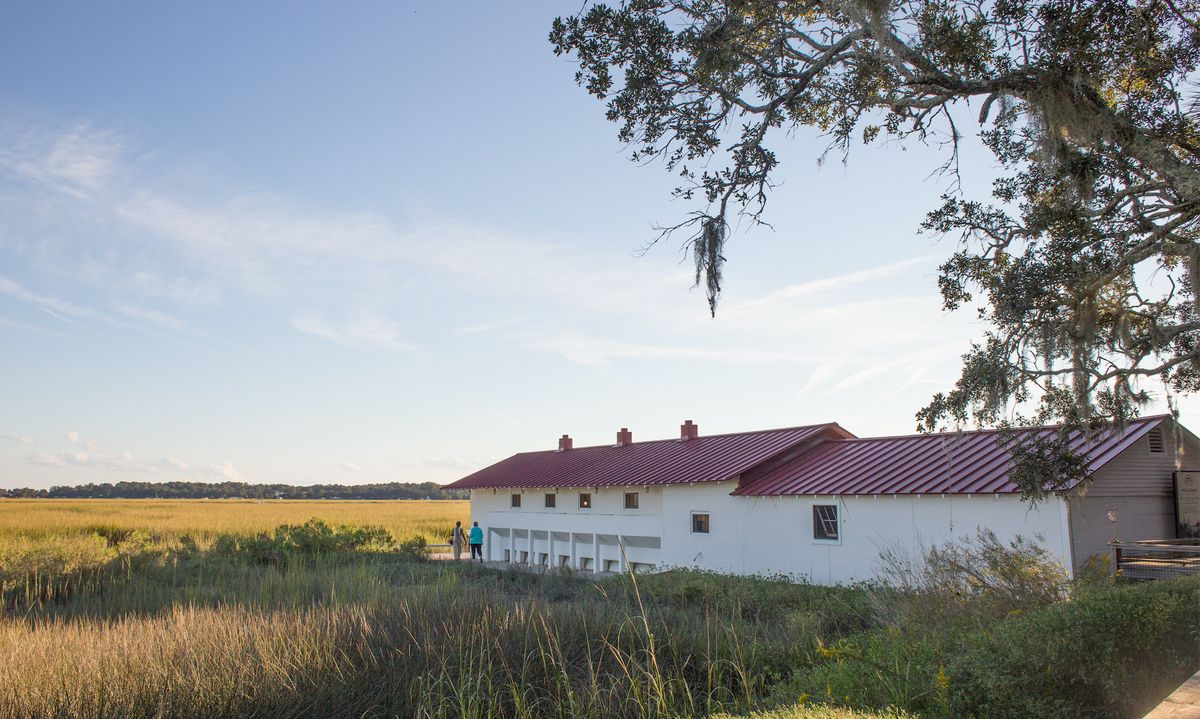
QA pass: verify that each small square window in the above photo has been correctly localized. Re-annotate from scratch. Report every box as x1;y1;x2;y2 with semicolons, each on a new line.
691;512;710;534
578;492;592;509
544;493;556;508
624;492;639;510
511;493;521;508
813;504;838;540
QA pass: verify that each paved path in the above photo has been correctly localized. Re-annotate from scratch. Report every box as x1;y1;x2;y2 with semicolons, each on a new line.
1145;671;1200;718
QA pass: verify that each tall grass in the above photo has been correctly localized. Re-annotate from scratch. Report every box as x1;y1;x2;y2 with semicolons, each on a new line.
0;510;869;718
0;498;467;544
0;557;837;718
0;505;1191;719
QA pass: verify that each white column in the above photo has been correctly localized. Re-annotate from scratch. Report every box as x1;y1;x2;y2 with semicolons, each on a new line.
570;532;578;569
528;528;534;564
508;528;515;563
618;535;627;573
592;533;600;572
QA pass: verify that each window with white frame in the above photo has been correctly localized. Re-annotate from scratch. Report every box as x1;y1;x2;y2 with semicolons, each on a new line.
544;493;556;508
511;493;521;508
578;492;592;509
624;491;639;510
691;512;710;534
813;504;838;540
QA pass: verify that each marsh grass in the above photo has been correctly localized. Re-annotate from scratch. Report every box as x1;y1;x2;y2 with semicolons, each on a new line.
1;502;1186;719
0;498;466;544
0;553;840;719
0;507;867;719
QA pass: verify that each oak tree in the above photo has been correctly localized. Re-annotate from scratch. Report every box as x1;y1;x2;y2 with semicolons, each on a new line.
552;0;1200;497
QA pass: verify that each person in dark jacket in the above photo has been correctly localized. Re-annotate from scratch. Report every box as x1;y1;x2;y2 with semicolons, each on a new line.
468;521;484;563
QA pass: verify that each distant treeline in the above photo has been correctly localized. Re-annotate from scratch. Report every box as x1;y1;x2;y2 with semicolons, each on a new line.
0;481;468;500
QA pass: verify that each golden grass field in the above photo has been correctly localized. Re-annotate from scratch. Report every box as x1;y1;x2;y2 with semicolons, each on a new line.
0;498;469;543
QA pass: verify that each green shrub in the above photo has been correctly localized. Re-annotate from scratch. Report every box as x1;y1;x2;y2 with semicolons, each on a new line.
209;518;396;565
768;629;948;715
608;570;878;636
872;529;1069;629
774;576;1200;719
943;575;1200;719
395;535;428;561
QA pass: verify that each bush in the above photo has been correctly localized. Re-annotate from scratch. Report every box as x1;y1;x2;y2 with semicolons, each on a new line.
395;535;428;562
610;569;877;635
943;575;1200;719
773;576;1200;719
210;519;396;565
872;529;1069;628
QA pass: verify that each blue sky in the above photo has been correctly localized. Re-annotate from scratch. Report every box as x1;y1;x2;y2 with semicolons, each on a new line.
2;2;1194;489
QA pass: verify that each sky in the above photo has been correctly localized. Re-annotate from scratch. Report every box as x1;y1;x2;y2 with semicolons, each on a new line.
1;2;1195;489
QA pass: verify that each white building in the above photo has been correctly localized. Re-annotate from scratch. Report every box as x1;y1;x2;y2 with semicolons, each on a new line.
448;417;1200;583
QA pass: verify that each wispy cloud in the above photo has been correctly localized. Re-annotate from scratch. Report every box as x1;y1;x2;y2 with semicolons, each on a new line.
27;449;191;474
290;313;417;353
0;276;91;324
526;334;811;367
339;462;363;472
113;303;194;334
2;434;34;445
728;256;939;313
7;123;121;195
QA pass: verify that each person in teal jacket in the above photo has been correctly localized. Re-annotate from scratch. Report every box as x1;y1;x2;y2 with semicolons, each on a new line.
468;521;484;563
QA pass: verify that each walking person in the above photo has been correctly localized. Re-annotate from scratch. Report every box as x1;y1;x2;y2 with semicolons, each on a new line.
451;521;465;561
469;521;484;563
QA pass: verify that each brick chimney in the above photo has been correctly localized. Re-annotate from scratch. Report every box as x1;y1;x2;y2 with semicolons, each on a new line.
680;419;699;441
557;434;573;451
616;427;633;447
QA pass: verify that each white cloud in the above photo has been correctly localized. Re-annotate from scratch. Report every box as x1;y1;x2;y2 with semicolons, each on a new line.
525;333;811;367
113;303;193;334
157;457;190;472
25;448;191;474
290;313;417;353
27;452;64;466
7;123;121;194
0;276;91;323
727;256;939;313
65;430;80;444
202;460;245;482
2;433;34;445
339;462;363;472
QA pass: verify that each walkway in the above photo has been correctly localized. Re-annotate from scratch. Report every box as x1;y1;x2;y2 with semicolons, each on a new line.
1145;670;1200;718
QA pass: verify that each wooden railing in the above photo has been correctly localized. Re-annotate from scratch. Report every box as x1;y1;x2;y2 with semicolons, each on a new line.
1112;539;1200;580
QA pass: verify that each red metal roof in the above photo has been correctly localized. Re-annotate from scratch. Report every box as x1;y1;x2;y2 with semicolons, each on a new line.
732;415;1169;496
447;423;849;490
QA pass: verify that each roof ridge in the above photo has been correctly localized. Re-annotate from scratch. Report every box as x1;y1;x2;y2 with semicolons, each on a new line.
831;415;1169;444
507;422;842;456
